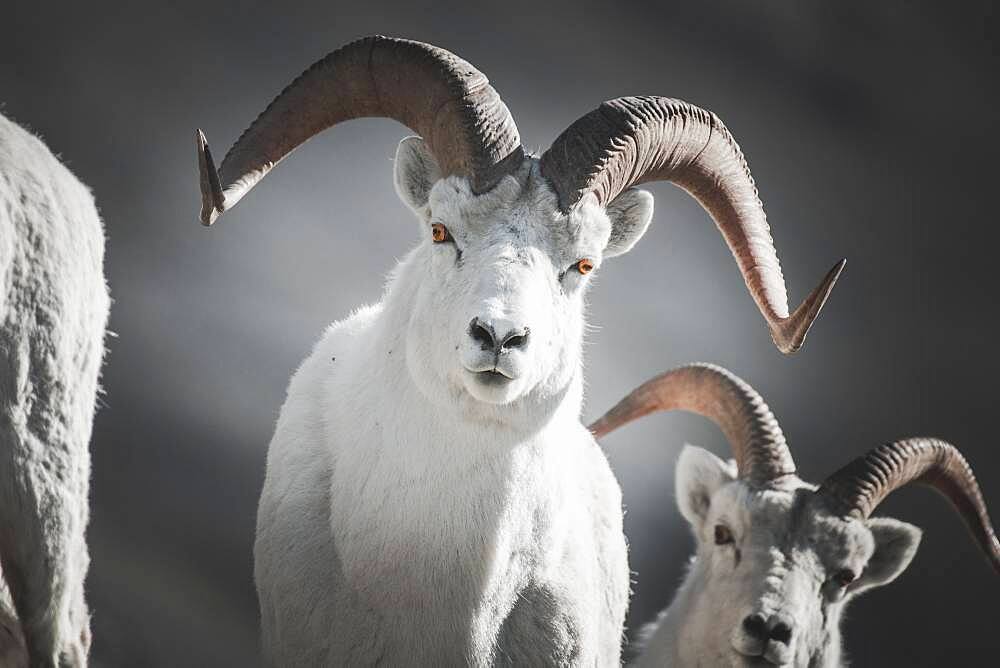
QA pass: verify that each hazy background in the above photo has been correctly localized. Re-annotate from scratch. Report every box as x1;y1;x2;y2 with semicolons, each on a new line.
2;1;997;665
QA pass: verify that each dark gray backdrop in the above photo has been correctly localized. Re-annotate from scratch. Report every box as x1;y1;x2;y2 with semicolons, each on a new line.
2;1;997;665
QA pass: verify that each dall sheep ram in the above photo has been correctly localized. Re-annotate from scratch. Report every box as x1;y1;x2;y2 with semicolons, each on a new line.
590;363;999;667
0;113;109;666
195;36;844;664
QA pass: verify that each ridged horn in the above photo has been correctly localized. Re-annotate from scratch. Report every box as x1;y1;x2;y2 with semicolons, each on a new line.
540;96;845;353
196;35;523;226
819;438;1000;573
589;363;794;487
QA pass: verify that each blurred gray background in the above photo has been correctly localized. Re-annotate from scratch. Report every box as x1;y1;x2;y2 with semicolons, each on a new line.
2;1;998;665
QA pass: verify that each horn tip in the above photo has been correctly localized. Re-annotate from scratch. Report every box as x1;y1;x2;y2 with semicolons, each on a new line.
771;258;847;354
830;257;848;282
196;128;226;226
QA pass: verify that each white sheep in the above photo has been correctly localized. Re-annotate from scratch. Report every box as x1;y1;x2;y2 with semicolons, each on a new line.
0;113;109;666
590;363;1000;667
195;36;844;665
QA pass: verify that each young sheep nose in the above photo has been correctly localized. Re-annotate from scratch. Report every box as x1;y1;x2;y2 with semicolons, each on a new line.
769;616;793;646
742;613;794;646
469;318;530;353
742;613;768;641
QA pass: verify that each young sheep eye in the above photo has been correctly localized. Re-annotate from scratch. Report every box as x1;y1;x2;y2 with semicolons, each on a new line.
832;568;856;587
431;223;452;243
576;258;595;275
714;524;734;545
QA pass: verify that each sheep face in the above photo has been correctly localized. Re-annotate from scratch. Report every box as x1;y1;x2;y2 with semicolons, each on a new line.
394;137;652;415
673;446;921;667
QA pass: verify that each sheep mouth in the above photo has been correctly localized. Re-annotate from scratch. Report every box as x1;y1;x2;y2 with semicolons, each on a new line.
472;369;514;386
733;652;782;667
459;366;522;404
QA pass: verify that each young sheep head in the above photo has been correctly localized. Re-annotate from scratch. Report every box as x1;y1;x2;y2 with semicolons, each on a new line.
591;364;1000;667
195;36;845;413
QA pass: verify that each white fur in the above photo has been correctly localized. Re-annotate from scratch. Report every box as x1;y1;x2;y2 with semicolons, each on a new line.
253;138;653;665
0;114;110;667
636;445;921;668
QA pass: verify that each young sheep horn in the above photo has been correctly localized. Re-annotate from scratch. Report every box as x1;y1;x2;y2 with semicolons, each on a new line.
589;363;794;487
818;438;1000;574
540;96;845;354
195;35;523;226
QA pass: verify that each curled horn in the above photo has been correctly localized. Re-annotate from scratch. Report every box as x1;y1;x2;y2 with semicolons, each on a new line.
196;35;523;226
540;96;845;354
819;438;1000;573
589;363;794;487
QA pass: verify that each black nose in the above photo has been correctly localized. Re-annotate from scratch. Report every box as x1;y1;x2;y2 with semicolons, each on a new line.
499;327;530;351
469;318;495;350
742;613;768;640
742;613;794;646
770;617;793;645
469;318;530;354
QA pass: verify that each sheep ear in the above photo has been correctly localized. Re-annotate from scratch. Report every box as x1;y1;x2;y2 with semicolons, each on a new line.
603;188;654;258
394;136;442;218
849;518;922;596
676;445;737;531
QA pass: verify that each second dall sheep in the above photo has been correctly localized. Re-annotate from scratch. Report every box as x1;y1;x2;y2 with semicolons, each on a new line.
591;363;999;667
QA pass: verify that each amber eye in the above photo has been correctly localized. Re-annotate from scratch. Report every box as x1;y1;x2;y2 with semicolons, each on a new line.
714;524;734;545
431;223;452;243
832;568;856;588
576;258;595;275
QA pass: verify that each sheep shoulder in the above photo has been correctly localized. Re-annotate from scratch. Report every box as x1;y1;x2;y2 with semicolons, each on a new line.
254;303;383;666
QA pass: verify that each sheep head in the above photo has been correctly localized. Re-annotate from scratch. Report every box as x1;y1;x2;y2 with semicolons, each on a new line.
393;137;651;408
196;36;844;415
673;447;922;667
593;364;999;667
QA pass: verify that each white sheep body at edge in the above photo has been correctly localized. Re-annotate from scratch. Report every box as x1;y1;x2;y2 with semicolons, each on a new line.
589;363;1000;668
0;113;109;667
